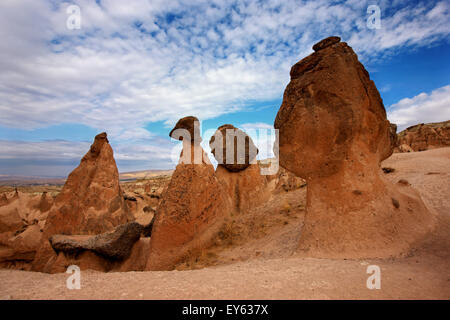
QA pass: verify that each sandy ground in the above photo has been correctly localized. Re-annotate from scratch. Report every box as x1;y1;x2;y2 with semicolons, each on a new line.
0;148;449;300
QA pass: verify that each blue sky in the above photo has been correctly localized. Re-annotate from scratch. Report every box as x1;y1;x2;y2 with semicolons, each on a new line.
0;0;449;177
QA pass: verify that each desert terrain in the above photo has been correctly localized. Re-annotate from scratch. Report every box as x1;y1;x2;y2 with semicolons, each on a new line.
0;147;449;300
0;37;449;301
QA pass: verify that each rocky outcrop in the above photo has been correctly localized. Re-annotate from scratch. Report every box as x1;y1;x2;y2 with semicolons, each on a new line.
0;189;53;268
215;164;268;214
0;207;24;234
0;193;8;207
35;192;53;213
266;165;306;193
32;132;133;272
49;222;143;260
397;143;414;153
208;124;267;213
209;124;258;172
274;36;434;258
0;224;42;267
169;116;202;143
389;122;398;151
396;120;450;152
312;36;341;52
146;118;232;271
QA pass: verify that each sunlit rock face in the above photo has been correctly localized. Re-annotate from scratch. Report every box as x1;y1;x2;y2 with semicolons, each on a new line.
274;36;435;258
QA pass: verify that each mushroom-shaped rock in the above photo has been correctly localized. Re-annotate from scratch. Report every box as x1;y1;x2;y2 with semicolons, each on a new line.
146;119;232;270
32;132;133;273
209;124;259;172
169;116;202;143
312;36;340;52
209;124;267;213
274;37;435;258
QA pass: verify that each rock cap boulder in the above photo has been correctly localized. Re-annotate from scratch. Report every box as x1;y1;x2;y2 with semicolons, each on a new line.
209;124;259;172
312;36;341;52
169;116;202;143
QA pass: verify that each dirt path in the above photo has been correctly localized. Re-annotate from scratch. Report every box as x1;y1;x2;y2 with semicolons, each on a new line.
0;148;449;300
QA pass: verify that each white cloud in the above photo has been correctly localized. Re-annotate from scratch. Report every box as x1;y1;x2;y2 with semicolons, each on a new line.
240;122;274;130
0;0;449;173
0;0;448;138
0;140;90;161
0;137;177;175
387;85;450;131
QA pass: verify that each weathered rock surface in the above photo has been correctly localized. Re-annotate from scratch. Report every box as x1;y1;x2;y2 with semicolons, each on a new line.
146;120;232;271
266;165;306;193
0;207;24;234
215;163;268;214
49;222;143;260
32;132;133;272
396;120;450;152
209;124;258;172
397;143;414;153
0;194;8;207
274;36;435;258
0;224;42;267
389;122;398;151
0;189;54;268
312;36;341;52
113;238;151;272
35;192;53;213
169;116;202;143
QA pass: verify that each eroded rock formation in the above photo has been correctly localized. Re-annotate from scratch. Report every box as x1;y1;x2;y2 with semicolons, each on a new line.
209;124;268;213
209;124;258;172
396;120;450;152
0;189;52;268
274;36;435;258
146;117;232;270
0;193;8;207
32;132;133;272
49;222;143;260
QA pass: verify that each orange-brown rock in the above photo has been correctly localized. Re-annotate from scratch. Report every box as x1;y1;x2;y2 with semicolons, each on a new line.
35;192;53;213
274;37;435;258
208;124;266;213
397;143;414;153
0;224;41;266
32;132;133;272
114;238;151;272
209;124;259;172
0;207;24;234
0;190;53;268
10;188;19;202
312;36;341;52
396;120;450;152
0;193;8;207
146;122;232;271
215;164;268;214
266;165;306;193
389;122;398;150
169;116;202;143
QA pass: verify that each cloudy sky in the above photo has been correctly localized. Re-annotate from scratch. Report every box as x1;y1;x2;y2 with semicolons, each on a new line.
0;0;449;177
